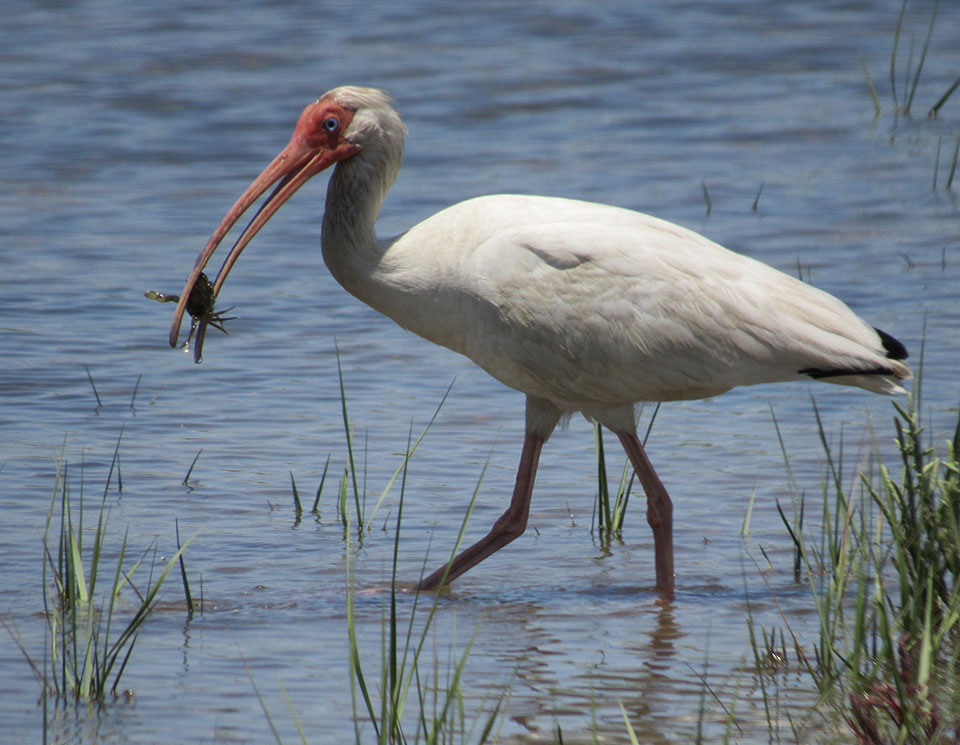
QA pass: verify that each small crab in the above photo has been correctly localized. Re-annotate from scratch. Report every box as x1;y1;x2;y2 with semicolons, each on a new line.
146;272;236;363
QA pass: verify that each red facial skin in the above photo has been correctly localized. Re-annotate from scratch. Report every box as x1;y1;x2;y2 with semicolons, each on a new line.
169;99;358;349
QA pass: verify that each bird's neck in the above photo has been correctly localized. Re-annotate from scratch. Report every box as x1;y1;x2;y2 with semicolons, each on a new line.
320;147;399;301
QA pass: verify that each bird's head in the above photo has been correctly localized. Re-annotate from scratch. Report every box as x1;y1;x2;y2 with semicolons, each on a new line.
168;86;402;349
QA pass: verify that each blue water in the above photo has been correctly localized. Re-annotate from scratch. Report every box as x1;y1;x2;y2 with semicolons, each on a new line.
2;1;958;742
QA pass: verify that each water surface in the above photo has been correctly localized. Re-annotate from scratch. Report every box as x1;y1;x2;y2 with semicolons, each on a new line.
2;1;958;742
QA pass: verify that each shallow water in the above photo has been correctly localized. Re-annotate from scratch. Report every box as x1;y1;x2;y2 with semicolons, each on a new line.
2;1;959;742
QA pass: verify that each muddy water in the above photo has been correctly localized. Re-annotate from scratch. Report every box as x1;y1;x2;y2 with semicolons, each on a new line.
2;1;958;742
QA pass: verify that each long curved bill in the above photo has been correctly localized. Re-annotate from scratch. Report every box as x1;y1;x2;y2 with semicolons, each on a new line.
168;136;356;349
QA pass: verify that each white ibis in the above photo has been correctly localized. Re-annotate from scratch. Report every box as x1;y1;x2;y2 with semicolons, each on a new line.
169;86;911;597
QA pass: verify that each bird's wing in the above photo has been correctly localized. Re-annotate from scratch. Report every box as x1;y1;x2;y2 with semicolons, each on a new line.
384;195;906;404
464;202;900;401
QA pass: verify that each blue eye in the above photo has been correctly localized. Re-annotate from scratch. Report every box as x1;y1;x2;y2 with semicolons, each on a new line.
323;117;339;132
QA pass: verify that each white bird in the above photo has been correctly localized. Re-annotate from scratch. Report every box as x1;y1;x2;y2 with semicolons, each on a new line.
169;86;911;598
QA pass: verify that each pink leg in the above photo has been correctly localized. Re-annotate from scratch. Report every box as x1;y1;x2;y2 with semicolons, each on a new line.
615;431;675;598
415;431;544;591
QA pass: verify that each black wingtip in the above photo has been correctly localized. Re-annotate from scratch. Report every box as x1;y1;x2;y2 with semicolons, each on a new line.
875;327;908;361
799;365;895;380
798;328;909;381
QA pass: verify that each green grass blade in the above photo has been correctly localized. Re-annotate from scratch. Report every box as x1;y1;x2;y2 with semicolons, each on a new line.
365;380;453;530
891;0;907;109
176;519;194;614
290;471;302;518
905;0;939;115
312;454;331;514
929;76;960;117
618;702;641;745
334;342;363;536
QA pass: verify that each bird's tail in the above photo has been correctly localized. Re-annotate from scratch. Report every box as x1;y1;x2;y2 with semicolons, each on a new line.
799;328;913;396
799;326;912;395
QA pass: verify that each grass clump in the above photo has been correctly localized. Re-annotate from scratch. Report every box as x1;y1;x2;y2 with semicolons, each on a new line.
267;386;505;745
320;347;453;540
880;0;958;119
17;437;196;704
344;428;505;745
592;403;659;546
775;388;960;743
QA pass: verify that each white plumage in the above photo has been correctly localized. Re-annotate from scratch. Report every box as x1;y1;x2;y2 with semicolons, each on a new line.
169;86;910;597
